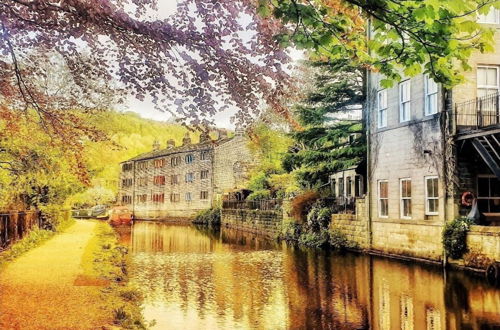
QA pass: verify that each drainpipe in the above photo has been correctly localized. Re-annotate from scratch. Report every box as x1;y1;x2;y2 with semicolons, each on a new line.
442;88;452;268
365;18;373;249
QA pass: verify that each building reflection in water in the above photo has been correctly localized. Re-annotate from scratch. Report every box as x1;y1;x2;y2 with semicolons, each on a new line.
122;222;500;330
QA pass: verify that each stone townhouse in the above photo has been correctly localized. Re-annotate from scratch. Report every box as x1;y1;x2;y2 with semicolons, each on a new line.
119;130;253;220
358;11;500;262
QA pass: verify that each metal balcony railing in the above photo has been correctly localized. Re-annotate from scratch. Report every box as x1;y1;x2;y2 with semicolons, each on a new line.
455;93;500;131
222;199;283;211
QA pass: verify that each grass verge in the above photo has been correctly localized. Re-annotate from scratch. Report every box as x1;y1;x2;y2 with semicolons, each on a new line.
90;222;149;329
0;215;74;269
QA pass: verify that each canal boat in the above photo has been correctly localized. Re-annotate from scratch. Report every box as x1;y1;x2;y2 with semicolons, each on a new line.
108;206;133;226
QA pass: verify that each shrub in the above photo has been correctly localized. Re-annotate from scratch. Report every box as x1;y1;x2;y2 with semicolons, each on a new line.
442;217;474;259
290;190;320;223
280;221;302;241
247;189;271;201
298;229;330;248
193;207;221;226
329;228;358;250
306;201;333;232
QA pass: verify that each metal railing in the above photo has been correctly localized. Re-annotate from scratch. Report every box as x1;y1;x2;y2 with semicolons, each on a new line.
222;199;283;211
455;93;500;130
0;211;41;250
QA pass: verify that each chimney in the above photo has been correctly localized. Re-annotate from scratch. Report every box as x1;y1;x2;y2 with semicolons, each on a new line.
182;132;191;146
152;139;160;151
167;139;175;149
199;131;210;143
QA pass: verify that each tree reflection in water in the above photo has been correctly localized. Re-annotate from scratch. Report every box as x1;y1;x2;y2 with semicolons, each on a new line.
119;222;500;330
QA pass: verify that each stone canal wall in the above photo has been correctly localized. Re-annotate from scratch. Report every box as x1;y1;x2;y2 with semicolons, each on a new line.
463;226;500;269
330;199;370;249
221;209;282;237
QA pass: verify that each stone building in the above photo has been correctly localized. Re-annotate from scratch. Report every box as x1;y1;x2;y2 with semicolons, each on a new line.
118;130;253;220
360;12;500;262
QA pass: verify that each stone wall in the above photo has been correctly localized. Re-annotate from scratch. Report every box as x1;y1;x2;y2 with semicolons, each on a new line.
330;199;370;249
221;209;282;237
463;226;500;269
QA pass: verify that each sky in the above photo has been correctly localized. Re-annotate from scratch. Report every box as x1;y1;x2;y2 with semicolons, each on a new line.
117;0;303;129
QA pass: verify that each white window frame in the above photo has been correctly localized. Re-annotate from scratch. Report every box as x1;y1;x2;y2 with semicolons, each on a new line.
399;80;411;122
477;65;500;97
477;174;500;213
425;176;439;216
378;180;389;218
185;172;194;183
377;89;388;128
185;192;192;201
424;75;438;116
400;178;412;219
478;7;500;24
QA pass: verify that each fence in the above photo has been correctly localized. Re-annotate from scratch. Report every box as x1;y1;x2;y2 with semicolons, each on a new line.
455;93;500;130
222;199;283;211
0;211;41;250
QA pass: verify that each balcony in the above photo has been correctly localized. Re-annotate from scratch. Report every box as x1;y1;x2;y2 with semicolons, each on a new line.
454;93;500;133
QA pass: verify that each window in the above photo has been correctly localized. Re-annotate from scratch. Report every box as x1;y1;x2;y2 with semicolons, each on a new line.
138;177;148;187
425;75;438;116
170;175;179;185
200;191;209;200
400;178;412;218
338;178;344;197
331;179;336;198
377;89;388;128
122;178;133;187
200;150;210;160
477;66;500;97
477;176;500;213
137;161;148;170
121;195;132;204
152;193;165;203
346;177;352;197
185;172;194;183
355;175;362;197
137;194;147;203
200;170;209;179
153;159;165;168
425;176;439;215
122;163;133;171
399;80;411;122
153;175;165;185
170;193;180;203
185;192;192;201
185;154;194;164
171;156;181;167
378;180;388;217
478;7;500;24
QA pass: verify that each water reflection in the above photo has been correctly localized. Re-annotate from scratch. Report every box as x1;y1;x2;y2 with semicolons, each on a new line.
123;222;500;330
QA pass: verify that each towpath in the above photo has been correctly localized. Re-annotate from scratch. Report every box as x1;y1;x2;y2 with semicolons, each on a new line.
0;220;111;330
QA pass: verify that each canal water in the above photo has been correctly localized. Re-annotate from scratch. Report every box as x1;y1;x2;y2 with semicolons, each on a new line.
121;222;500;329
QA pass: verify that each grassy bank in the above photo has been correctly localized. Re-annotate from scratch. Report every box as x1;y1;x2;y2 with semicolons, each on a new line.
88;222;149;329
0;212;74;269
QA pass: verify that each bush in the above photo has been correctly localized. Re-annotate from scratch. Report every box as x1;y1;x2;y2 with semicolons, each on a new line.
298;229;330;248
247;189;271;201
280;221;302;241
193;207;221;226
329;228;358;250
306;201;333;232
442;217;474;259
290;191;320;223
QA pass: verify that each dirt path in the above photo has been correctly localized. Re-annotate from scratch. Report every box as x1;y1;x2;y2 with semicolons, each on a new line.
0;220;111;330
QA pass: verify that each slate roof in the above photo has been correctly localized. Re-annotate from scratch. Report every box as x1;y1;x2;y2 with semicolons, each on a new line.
123;137;234;163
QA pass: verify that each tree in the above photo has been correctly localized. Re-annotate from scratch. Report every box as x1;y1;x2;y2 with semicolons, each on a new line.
0;0;293;129
283;60;365;189
258;0;499;87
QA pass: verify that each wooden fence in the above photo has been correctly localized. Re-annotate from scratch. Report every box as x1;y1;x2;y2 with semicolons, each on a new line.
0;210;42;250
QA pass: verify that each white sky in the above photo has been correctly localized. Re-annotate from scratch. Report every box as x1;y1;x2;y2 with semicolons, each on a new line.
117;0;303;129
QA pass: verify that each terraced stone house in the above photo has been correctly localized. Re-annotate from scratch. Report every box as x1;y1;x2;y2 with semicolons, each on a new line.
118;130;253;220
364;10;500;261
